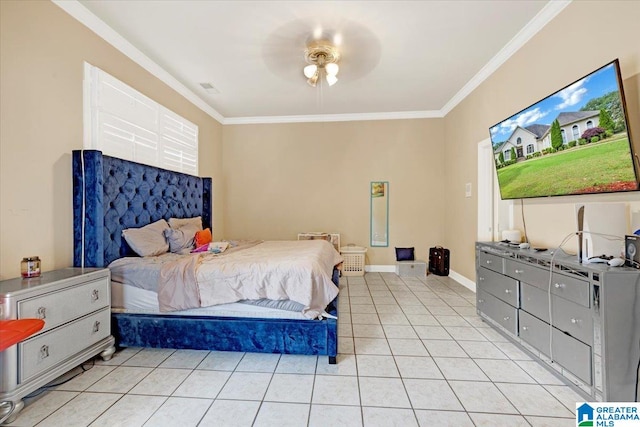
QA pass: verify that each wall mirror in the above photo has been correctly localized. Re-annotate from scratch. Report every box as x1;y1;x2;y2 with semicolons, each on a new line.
370;181;389;247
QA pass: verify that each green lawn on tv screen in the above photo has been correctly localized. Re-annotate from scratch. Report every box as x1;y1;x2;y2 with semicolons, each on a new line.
497;137;636;199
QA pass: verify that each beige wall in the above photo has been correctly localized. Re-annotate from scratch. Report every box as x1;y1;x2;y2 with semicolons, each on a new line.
443;0;640;281
0;1;223;279
222;119;445;265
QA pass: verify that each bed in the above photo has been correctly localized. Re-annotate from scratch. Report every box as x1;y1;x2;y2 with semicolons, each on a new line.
72;150;339;363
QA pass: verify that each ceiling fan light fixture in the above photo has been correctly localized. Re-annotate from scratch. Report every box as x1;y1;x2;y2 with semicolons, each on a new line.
325;62;339;76
303;39;340;88
303;64;318;79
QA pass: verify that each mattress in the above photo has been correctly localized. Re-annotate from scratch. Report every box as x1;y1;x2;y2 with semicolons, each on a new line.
111;282;309;321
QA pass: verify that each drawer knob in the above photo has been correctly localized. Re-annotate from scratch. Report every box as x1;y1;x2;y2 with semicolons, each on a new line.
554;283;565;289
40;345;49;359
91;289;100;302
478;299;484;304
522;326;529;331
514;269;523;274
503;316;510;321
570;318;579;324
37;306;46;319
505;289;511;294
479;277;485;281
93;320;101;333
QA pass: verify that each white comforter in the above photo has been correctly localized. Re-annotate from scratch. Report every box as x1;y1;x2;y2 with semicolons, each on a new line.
158;240;342;319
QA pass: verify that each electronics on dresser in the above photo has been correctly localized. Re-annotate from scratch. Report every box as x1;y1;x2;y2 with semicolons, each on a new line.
575;202;627;263
625;234;640;268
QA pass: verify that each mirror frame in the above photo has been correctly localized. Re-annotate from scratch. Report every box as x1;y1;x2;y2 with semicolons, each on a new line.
370;181;389;247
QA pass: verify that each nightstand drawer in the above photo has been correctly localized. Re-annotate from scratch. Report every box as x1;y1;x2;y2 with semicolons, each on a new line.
18;277;109;332
19;307;111;383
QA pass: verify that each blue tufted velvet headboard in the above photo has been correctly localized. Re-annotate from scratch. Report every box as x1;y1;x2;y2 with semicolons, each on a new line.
72;150;212;268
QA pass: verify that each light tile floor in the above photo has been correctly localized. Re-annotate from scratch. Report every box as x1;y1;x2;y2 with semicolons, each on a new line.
6;273;580;426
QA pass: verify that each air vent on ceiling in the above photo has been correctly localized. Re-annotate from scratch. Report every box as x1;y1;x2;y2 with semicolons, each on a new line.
199;82;220;94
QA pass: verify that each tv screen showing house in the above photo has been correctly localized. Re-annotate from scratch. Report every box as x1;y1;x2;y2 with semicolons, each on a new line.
489;59;639;199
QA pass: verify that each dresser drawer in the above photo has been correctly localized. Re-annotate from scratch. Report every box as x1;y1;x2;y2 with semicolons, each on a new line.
519;310;550;356
477;290;517;334
478;252;504;274
552;296;592;345
548;274;590;308
19;307;111;384
18;277;109;332
520;282;550;322
552;325;592;385
477;267;518;307
519;310;591;384
505;259;590;307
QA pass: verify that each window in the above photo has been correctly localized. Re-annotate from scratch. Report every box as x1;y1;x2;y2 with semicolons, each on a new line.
504;150;511;160
587;120;593;129
572;125;580;140
83;63;198;175
561;129;566;143
527;144;534;154
516;137;522;145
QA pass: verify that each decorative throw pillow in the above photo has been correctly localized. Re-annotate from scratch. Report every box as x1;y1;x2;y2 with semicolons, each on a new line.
395;247;415;261
164;225;200;254
168;216;202;231
122;219;170;257
195;228;212;248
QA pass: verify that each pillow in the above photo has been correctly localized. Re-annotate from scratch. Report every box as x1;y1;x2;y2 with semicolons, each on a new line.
164;225;201;254
122;219;170;257
395;247;415;261
195;228;212;247
168;216;202;231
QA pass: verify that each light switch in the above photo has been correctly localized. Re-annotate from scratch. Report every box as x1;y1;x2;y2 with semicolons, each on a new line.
465;182;472;198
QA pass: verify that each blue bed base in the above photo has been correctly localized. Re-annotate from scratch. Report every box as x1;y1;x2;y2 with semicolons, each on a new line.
72;150;338;363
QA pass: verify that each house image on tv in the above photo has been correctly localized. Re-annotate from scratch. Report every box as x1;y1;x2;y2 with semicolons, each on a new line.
494;110;600;163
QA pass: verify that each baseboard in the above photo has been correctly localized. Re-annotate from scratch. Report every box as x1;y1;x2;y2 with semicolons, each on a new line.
448;269;476;293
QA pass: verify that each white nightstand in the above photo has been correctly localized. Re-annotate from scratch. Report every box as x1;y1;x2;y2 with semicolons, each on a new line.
0;268;115;422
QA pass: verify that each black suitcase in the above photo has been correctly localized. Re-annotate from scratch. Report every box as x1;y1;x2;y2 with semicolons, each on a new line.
429;246;450;276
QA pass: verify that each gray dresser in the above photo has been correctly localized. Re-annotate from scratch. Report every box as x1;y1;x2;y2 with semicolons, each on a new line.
0;268;116;422
476;242;640;401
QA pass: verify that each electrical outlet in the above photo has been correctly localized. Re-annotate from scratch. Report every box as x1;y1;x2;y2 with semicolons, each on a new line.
465;182;472;198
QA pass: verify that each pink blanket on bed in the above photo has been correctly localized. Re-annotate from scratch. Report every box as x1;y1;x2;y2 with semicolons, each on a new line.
158;240;342;319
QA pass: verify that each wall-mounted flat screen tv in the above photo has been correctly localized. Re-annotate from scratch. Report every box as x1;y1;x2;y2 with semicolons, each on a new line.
489;59;638;200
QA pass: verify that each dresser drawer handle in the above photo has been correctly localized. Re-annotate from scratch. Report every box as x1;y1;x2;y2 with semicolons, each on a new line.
91;289;100;302
505;289;511;294
522;326;529;331
570;318;580;324
479;277;485;281
40;345;49;359
478;299;484;304
37;307;46;319
554;283;565;289
514;269;523;274
503;316;510;321
93;321;101;333
486;260;492;265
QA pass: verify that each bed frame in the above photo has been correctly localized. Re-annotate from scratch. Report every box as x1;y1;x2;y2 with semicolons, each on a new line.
72;150;337;363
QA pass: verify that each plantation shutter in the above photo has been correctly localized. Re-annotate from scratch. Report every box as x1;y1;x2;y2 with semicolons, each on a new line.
84;63;198;175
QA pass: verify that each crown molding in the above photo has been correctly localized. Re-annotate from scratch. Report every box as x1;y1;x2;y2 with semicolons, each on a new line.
222;110;443;125
440;0;572;116
52;0;225;124
55;0;570;125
